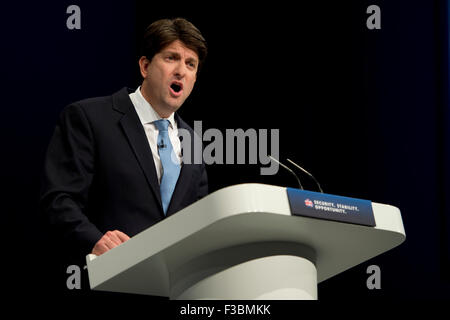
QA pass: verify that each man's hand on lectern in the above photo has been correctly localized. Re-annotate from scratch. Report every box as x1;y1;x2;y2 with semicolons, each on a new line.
91;230;130;256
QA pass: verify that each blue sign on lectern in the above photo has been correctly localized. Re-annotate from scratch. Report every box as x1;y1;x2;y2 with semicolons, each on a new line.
286;188;376;227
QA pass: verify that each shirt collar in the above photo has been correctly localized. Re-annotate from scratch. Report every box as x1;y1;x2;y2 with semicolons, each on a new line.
130;86;176;128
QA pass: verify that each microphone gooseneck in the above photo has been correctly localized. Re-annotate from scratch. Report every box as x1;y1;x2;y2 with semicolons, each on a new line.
268;155;304;190
286;158;324;193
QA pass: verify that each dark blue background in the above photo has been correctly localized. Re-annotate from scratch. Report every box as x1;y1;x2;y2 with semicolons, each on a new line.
1;0;449;311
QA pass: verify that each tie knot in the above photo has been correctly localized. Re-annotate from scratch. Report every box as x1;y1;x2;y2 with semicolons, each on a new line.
153;119;170;132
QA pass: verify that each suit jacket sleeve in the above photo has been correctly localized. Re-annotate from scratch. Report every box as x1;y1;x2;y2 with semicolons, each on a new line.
40;103;103;258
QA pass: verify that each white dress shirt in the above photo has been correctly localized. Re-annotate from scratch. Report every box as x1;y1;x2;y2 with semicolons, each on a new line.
129;86;182;184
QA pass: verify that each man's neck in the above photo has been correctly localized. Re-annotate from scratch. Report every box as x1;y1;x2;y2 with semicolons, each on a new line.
139;85;173;119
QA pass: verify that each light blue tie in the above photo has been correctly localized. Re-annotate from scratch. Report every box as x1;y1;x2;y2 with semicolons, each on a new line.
153;119;181;214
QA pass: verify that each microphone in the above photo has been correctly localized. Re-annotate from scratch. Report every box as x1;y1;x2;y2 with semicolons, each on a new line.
286;158;324;193
157;140;166;149
268;155;304;190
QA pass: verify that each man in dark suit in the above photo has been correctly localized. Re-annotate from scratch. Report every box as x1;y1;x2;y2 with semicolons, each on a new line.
40;18;208;263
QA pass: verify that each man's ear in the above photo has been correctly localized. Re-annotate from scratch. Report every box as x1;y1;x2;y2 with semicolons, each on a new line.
138;56;150;78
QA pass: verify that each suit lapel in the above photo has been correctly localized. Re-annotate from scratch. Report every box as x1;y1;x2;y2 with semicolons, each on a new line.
112;88;163;213
166;115;196;216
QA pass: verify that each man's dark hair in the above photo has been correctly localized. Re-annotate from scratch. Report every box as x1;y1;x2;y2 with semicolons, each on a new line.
142;18;208;73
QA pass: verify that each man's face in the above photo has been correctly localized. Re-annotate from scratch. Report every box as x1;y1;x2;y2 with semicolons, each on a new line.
140;40;199;117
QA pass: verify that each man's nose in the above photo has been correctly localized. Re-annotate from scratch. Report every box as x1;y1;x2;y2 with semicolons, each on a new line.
173;61;187;78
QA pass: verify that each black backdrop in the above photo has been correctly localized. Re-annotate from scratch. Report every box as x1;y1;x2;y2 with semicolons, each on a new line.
1;0;449;313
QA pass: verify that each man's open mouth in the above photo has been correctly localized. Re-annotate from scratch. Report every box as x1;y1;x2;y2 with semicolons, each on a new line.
170;82;183;93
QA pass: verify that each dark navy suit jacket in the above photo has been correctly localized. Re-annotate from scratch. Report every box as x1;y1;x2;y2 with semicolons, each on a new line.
40;87;208;261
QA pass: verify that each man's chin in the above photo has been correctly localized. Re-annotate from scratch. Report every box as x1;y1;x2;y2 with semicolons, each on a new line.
163;101;183;115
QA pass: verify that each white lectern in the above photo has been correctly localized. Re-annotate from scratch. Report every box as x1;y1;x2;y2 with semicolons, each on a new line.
86;184;405;300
